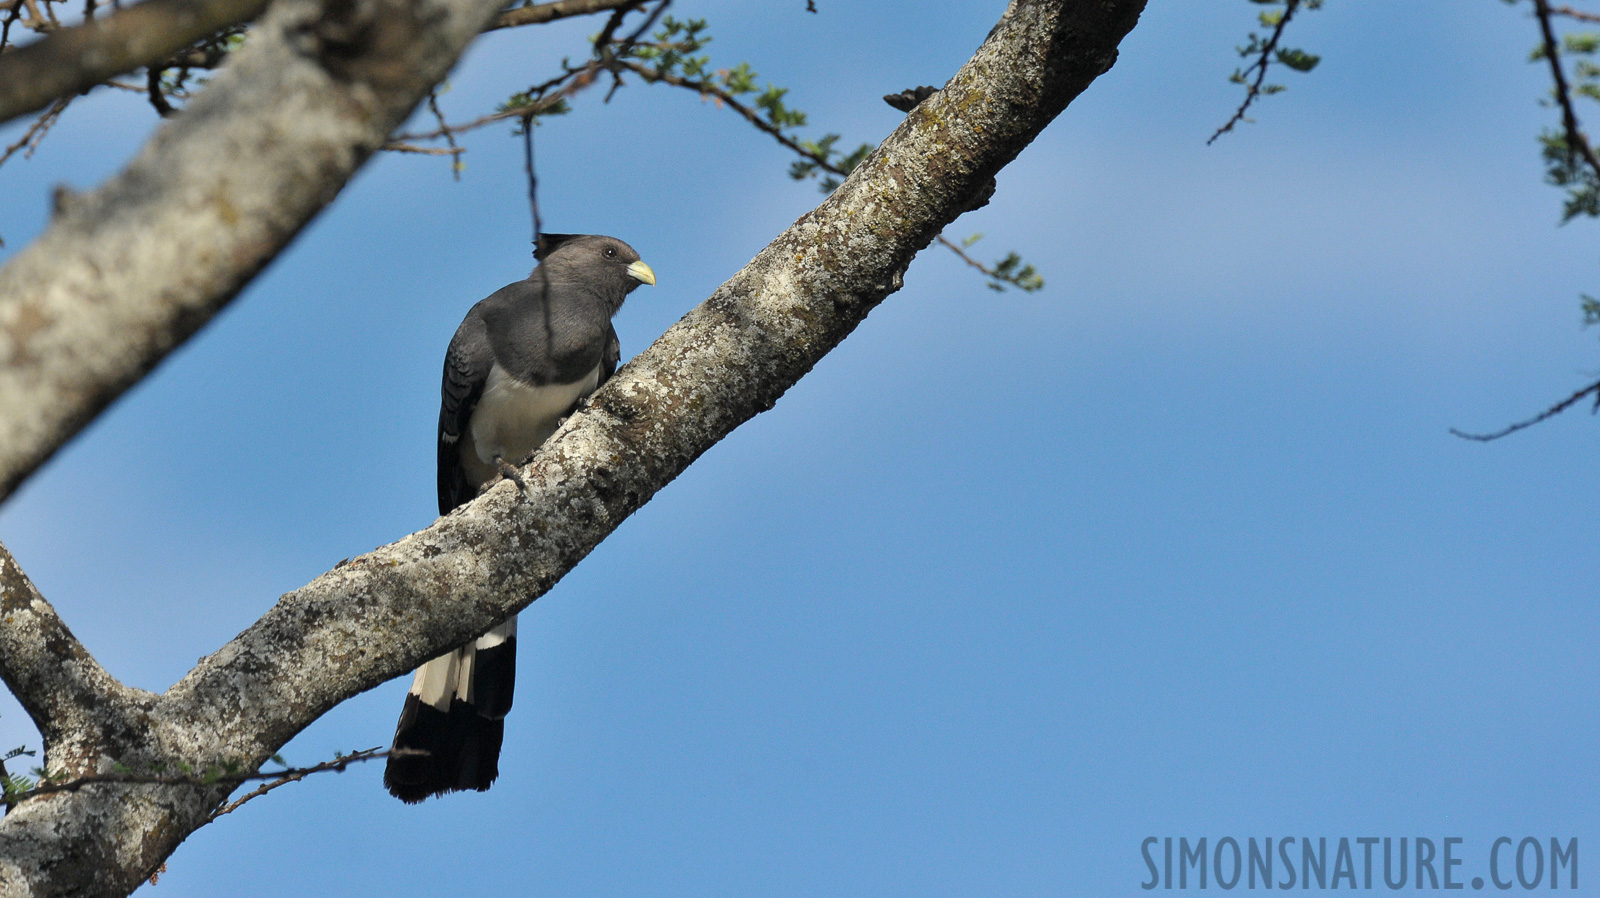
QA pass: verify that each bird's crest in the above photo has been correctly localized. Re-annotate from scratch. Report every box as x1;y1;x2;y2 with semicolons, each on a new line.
533;233;585;261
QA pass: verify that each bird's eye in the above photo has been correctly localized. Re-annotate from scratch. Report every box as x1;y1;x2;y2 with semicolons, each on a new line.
604;247;617;258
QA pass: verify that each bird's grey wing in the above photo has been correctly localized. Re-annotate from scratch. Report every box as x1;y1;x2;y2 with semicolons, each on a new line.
438;309;496;515
596;323;621;388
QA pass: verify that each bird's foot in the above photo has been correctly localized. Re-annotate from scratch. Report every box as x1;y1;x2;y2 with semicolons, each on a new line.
481;456;529;499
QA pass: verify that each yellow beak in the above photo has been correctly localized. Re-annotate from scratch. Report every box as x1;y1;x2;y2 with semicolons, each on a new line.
627;260;657;286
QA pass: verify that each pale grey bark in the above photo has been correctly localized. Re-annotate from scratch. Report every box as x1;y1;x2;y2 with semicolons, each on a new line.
0;0;1147;894
0;0;273;127
0;0;506;503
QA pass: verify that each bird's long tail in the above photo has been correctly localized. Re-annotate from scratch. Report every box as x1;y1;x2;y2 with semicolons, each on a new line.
384;616;517;803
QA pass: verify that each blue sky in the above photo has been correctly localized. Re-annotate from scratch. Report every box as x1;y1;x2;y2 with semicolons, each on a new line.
1;1;1598;894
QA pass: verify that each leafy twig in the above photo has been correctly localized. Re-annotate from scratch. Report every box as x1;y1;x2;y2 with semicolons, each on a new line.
1209;0;1322;145
938;234;1044;292
1533;0;1600;189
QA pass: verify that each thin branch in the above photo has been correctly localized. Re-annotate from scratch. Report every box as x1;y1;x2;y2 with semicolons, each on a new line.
1448;377;1600;441
14;747;385;801
0;95;69;167
390;64;589;141
630;62;1005;279
1550;3;1600;24
936;234;1001;278
617;58;842;174
1534;0;1600;179
0;0;273;127
1208;0;1302;145
425;88;461;177
488;0;639;32
0;0;25;54
380;141;466;156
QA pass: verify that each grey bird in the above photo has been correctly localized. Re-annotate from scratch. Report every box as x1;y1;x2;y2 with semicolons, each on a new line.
384;234;655;803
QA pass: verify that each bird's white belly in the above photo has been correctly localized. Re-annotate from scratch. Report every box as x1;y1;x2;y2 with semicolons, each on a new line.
461;362;599;486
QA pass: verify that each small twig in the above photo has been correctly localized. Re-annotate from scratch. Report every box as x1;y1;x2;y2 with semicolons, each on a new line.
1449;377;1600;441
936;234;1000;278
0;95;68;167
1534;0;1600;180
17;747;392;808
203;747;391;821
0;757;15;814
20;0;51;31
391;65;589;141
1208;0;1302;145
380;141;466;156
425;88;461;178
1550;3;1600;23
0;0;25;54
592;0;645;53
630;62;1024;283
618;59;842;175
488;0;642;32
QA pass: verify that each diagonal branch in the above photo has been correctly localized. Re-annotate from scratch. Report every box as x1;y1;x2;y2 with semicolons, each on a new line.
0;0;272;127
166;0;1148;770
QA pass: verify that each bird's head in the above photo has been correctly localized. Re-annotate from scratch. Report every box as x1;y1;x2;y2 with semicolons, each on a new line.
535;233;656;296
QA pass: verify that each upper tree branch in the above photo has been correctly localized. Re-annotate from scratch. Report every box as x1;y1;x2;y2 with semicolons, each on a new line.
0;0;272;127
0;0;507;505
0;0;647;133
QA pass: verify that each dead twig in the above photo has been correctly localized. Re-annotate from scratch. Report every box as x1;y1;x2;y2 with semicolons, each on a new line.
0;95;69;167
1449;378;1600;441
9;747;394;819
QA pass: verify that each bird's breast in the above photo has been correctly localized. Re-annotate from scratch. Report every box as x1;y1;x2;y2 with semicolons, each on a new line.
461;362;600;487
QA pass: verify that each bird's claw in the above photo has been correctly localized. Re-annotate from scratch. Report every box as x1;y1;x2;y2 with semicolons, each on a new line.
481;455;529;499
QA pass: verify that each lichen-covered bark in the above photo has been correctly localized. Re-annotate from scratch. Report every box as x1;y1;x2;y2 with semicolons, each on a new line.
0;0;273;127
0;0;507;504
0;0;1147;894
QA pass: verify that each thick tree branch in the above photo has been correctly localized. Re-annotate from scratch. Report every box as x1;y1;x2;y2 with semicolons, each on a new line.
0;0;638;132
0;0;507;505
167;0;1146;812
0;542;145;768
0;0;1145;893
0;0;272;127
